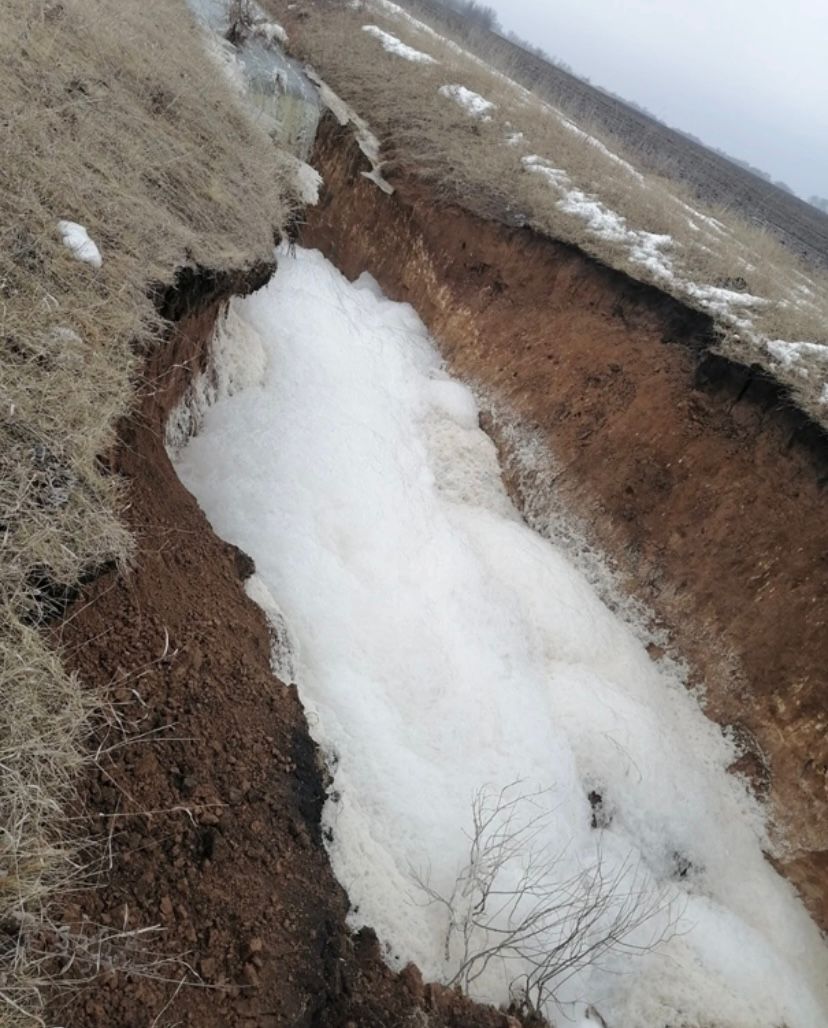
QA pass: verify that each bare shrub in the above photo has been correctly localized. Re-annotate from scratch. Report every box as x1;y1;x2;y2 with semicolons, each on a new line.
413;783;681;1020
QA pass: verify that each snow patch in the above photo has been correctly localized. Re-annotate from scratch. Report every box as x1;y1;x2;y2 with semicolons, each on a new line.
766;339;828;369
523;158;673;280
522;154;570;187
678;202;729;236
276;153;324;207
57;221;102;268
367;0;534;101
245;573;298;683
49;325;83;349
559;188;673;278
684;283;766;319
362;24;436;63
353;270;386;299
438;83;494;119
166;303;268;450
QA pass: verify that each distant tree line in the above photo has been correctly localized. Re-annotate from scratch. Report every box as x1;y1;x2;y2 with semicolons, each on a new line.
431;0;582;77
809;195;828;213
672;129;798;194
423;0;807;201
502;29;579;76
434;0;501;32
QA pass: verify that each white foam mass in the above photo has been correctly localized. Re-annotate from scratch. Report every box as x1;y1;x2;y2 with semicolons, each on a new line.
171;247;828;1027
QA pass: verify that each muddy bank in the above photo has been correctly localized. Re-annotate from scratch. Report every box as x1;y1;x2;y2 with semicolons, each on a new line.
47;263;525;1028
302;118;828;930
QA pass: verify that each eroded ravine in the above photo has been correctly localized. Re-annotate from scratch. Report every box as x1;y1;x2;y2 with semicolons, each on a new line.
302;117;828;934
50;116;828;1028
170;242;827;1028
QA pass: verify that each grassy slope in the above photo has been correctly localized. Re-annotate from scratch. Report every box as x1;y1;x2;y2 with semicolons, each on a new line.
402;0;828;274
0;1;290;1022
273;0;828;425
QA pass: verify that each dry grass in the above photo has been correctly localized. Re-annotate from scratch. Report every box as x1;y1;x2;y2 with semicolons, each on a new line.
0;0;291;1022
270;0;828;423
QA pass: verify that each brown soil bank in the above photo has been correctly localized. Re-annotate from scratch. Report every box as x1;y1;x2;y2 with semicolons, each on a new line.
47;267;526;1028
301;119;828;930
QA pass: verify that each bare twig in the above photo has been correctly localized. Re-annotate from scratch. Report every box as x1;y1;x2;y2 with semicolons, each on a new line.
413;782;682;1019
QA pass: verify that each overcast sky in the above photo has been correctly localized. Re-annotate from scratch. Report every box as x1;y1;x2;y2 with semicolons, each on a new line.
486;0;827;200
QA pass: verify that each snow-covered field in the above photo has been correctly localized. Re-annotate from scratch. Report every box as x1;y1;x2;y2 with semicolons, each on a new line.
171;247;828;1027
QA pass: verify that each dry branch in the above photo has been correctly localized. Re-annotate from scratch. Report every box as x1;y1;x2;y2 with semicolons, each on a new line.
414;782;681;1018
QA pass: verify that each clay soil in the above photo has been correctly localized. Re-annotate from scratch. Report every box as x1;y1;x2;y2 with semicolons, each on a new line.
46;269;525;1028
301;119;828;930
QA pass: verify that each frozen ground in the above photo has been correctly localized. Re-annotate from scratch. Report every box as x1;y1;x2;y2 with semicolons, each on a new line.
171;247;828;1027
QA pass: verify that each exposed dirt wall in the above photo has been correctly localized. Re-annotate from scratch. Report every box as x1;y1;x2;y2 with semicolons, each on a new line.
302;119;828;931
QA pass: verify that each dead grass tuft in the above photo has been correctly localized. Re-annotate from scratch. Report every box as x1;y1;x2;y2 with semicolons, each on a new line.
1;0;290;1021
